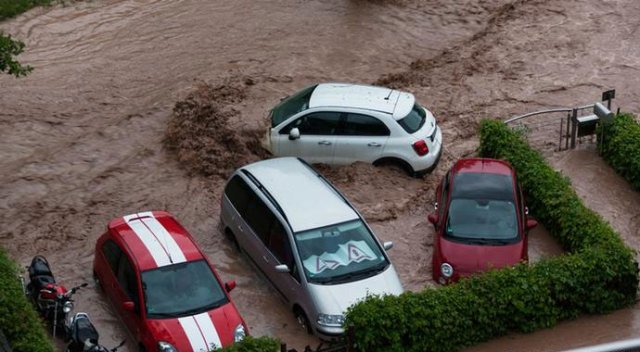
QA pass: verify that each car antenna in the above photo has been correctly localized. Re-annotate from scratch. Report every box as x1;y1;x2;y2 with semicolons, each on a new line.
384;89;393;100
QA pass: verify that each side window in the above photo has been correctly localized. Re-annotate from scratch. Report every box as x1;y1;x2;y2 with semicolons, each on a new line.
439;171;450;224
268;221;294;268
244;193;275;245
268;221;300;281
224;175;253;216
280;112;341;135
102;240;122;276
341;113;390;136
116;254;140;310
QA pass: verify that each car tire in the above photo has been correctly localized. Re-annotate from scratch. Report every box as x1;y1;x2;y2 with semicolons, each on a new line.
93;271;103;292
294;307;312;335
373;158;415;177
225;229;241;252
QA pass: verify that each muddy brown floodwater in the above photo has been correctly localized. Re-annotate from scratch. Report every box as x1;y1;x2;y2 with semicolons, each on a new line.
1;0;640;351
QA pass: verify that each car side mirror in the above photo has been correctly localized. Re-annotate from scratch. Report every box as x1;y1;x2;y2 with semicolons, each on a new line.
526;218;538;230
289;128;300;141
428;213;438;225
225;280;236;293
383;241;393;251
275;264;290;273
122;301;135;312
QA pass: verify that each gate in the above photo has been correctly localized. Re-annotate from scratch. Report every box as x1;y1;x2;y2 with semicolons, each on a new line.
504;90;616;153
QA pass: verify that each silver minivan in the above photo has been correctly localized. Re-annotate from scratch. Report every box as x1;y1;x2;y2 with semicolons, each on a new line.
219;157;404;338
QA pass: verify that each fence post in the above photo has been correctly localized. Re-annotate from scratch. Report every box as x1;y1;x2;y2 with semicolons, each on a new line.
570;108;578;149
558;116;564;151
281;343;287;352
346;324;355;352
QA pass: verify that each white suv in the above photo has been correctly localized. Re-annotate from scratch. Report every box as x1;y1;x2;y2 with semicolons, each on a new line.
263;83;443;176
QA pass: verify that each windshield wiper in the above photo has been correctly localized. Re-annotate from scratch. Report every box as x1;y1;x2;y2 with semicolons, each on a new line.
148;312;184;318
317;262;388;285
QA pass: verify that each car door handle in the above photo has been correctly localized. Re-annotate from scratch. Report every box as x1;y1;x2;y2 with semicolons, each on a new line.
262;255;270;263
318;141;332;145
367;142;382;147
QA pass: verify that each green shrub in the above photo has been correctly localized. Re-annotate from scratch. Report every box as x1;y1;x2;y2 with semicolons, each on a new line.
597;113;640;191
0;0;51;20
0;32;32;77
217;336;280;352
0;247;55;352
343;119;638;352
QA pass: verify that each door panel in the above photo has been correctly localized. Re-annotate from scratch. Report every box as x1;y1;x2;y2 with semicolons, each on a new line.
333;113;389;164
264;220;302;304
275;112;340;163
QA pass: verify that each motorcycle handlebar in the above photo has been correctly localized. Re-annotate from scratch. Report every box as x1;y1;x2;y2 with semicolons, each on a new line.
66;282;88;297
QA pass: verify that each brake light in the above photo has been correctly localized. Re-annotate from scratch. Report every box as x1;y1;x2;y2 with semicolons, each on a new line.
412;140;429;156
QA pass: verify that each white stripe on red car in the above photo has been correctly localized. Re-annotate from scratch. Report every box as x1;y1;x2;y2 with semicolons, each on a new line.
178;312;222;351
123;212;186;267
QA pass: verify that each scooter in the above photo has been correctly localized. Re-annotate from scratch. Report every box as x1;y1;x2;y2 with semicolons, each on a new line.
24;255;88;338
65;312;125;352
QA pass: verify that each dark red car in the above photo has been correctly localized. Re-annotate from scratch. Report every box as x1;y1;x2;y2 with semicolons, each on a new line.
428;158;537;284
93;211;248;352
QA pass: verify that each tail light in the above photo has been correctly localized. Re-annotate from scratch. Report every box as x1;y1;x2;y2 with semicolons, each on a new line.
412;140;429;156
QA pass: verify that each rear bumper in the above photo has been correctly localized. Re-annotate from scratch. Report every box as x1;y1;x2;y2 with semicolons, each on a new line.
415;140;443;175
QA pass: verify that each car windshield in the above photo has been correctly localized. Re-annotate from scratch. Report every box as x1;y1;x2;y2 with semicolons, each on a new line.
141;260;228;318
396;104;426;133
270;84;317;127
445;172;519;243
293;220;388;285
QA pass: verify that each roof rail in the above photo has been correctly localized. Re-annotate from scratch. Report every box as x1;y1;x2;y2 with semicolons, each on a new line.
240;169;288;222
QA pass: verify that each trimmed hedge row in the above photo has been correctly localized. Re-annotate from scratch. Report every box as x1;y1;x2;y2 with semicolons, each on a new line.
598;113;640;191
342;119;638;352
218;336;280;352
0;247;55;352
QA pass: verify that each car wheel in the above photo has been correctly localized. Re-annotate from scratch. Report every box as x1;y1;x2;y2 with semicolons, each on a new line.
373;158;415;177
225;229;241;252
93;271;103;292
294;308;312;335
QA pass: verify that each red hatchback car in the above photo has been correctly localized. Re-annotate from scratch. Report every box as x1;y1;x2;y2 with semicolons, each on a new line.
93;211;248;351
428;158;537;284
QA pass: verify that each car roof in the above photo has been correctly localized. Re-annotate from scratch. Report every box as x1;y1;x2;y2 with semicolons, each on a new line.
108;211;204;271
240;157;359;232
452;158;514;176
309;83;415;120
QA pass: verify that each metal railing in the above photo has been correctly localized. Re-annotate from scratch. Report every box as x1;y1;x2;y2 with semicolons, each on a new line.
562;338;640;352
504;91;616;151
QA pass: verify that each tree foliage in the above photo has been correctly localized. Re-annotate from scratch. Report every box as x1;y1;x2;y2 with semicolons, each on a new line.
0;32;32;77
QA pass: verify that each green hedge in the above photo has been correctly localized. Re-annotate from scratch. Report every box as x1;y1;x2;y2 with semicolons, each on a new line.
598;113;640;191
342;119;638;352
0;0;51;20
0;247;55;352
217;336;279;352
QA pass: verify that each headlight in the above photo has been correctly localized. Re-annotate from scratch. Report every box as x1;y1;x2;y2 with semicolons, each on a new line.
317;314;345;327
234;324;246;342
157;341;178;352
62;301;74;313
441;263;454;278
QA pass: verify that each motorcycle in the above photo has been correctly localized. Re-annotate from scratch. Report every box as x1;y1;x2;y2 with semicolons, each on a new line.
24;255;88;338
65;312;125;352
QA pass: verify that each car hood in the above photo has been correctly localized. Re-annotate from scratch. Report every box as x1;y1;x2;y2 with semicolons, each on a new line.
307;265;404;315
440;238;525;275
146;303;242;351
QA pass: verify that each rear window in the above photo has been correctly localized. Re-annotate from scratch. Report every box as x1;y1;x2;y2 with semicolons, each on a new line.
271;85;318;127
397;104;426;133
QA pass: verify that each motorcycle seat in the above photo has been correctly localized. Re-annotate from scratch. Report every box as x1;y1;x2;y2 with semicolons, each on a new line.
28;256;54;279
73;318;99;347
30;275;56;293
